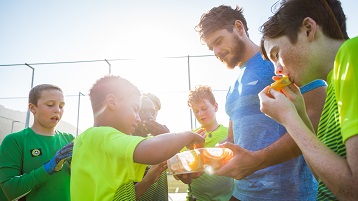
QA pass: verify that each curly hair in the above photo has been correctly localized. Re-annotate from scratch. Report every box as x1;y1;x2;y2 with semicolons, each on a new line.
89;75;141;113
188;85;216;107
195;5;249;45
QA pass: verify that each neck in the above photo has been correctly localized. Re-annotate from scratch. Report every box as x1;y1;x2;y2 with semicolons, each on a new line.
238;41;260;67
204;122;220;132
31;125;55;136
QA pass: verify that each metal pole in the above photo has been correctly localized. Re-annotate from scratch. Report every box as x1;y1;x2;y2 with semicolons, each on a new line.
105;59;111;75
25;63;35;128
11;120;20;133
187;55;193;130
76;92;85;136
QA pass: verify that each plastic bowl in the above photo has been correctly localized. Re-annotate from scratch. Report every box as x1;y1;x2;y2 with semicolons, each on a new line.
167;148;233;175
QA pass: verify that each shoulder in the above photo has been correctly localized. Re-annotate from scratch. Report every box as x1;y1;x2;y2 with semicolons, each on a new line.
2;128;31;142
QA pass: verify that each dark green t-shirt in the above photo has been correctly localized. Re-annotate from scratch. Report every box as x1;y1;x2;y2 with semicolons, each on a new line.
0;127;74;201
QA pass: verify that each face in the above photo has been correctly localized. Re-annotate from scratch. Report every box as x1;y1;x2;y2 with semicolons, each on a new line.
30;89;65;129
139;97;157;122
113;95;141;134
132;97;157;135
263;33;315;86
205;28;246;69
190;99;217;128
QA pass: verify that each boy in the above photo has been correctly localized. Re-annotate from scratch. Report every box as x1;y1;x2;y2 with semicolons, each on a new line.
258;0;357;200
133;94;169;201
185;85;234;200
0;84;74;201
70;75;204;201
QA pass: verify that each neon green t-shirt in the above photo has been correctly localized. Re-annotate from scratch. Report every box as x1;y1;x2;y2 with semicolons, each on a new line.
316;36;358;200
71;126;146;201
184;125;235;201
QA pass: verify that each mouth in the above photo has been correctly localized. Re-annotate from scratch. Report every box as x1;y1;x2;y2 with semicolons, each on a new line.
51;116;59;121
217;52;228;63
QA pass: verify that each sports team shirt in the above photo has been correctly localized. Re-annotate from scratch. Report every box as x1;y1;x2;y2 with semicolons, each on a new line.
0;128;74;201
316;36;358;201
71;126;146;201
189;125;234;201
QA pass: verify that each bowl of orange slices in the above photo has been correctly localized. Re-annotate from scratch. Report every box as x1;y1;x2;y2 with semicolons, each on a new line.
167;148;233;175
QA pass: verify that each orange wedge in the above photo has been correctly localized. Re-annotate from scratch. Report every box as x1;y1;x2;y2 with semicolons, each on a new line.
188;150;202;170
268;76;291;93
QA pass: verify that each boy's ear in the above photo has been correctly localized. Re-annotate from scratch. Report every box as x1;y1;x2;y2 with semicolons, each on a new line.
214;102;218;112
105;94;117;110
302;17;317;42
29;103;36;114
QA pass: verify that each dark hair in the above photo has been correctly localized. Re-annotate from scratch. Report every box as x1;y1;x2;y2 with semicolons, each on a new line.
260;0;348;60
195;5;249;44
188;85;216;107
143;93;161;111
29;84;63;106
89;75;141;113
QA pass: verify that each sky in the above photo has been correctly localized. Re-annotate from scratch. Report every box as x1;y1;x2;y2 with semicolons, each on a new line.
1;0;357;134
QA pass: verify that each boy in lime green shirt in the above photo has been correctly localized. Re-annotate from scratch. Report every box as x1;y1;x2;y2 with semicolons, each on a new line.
71;75;205;201
183;85;234;201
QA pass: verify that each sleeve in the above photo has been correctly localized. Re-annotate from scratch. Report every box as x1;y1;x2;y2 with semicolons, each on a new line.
334;38;358;143
0;134;51;200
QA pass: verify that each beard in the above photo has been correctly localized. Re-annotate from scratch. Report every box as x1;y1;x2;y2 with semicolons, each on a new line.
223;34;246;69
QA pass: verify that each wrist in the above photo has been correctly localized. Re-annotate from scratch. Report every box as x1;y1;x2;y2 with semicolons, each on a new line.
44;158;56;175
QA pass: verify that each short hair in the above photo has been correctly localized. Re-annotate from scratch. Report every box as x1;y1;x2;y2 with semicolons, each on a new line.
195;5;249;45
188;85;216;107
143;93;161;111
260;0;348;60
89;75;141;113
28;84;63;106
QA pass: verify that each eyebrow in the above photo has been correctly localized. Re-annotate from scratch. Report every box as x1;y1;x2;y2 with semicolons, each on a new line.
207;36;222;50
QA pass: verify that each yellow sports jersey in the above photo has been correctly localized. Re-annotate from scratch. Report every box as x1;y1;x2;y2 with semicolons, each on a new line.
71;126;146;201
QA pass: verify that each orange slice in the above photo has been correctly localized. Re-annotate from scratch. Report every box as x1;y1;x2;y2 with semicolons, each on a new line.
201;148;233;170
269;76;291;92
188;150;202;170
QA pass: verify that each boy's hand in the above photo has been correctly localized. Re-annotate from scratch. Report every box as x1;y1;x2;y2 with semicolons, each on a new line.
44;142;74;175
143;119;170;136
173;172;204;184
186;131;205;150
142;162;167;185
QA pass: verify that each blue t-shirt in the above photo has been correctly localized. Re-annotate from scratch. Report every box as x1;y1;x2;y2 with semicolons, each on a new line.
225;52;317;201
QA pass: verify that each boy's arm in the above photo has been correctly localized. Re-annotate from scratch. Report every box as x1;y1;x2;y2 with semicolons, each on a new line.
134;163;166;199
133;131;205;165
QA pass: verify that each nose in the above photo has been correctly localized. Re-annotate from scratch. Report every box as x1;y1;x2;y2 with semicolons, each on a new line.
213;46;221;58
274;63;284;75
53;105;61;113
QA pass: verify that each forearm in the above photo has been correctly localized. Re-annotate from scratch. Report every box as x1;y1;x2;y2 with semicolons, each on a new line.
284;114;358;200
134;131;199;164
134;178;153;199
1;166;50;200
254;133;302;170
